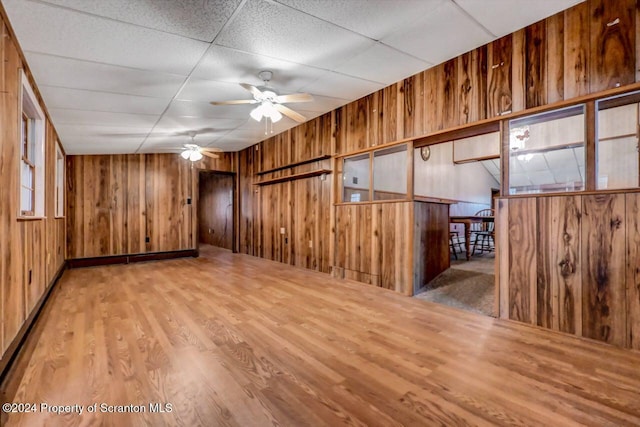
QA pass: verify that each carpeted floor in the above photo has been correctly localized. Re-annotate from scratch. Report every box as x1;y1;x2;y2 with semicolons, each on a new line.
414;253;495;316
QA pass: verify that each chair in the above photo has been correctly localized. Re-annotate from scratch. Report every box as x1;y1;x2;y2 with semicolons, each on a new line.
449;231;464;259
471;209;495;256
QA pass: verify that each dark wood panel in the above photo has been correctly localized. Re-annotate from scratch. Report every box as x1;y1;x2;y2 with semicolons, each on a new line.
238;147;258;256
564;1;590;98
145;154;192;253
526;21;547;108
423;67;439;134
581;194;626;346
626;193;640;350
457;47;487;124
536;196;582;334
507;198;537;323
259;182;290;264
589;0;636;92
438;59;458;130
198;172;234;250
383;83;400;144
413;202;449;294
402;74;424;139
487;35;513;117
373;202;413;295
546;11;565;103
334;205;373;274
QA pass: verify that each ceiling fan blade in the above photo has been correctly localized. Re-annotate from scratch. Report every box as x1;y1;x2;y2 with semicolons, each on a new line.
240;83;263;99
274;104;306;123
275;93;313;104
210;99;257;105
201;147;223;152
201;151;220;159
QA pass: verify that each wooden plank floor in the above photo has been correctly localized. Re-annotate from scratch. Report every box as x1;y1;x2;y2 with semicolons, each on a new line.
2;245;640;426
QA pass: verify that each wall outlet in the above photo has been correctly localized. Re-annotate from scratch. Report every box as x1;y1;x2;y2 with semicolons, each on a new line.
280;227;286;235
187;197;192;205
352;177;358;184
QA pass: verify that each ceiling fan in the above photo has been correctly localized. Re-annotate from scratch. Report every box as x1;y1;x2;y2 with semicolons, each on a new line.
210;70;313;132
179;132;222;162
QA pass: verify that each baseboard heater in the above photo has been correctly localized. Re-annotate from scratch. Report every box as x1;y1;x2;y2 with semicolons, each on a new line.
68;249;198;268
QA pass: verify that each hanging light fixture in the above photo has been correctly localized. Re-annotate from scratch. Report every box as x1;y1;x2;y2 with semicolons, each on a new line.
180;136;204;162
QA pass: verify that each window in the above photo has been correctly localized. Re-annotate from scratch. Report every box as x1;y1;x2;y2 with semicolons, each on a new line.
342;153;370;202
596;91;640;190
21;112;35;215
373;145;407;200
55;142;64;217
19;70;45;217
508;105;585;194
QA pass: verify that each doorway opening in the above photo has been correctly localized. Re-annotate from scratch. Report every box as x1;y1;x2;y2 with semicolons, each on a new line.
198;171;235;251
413;133;500;317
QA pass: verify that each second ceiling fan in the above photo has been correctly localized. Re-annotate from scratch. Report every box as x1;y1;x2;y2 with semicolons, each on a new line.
210;71;313;130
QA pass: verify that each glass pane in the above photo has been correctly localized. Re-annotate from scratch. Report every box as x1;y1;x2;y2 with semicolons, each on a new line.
373;144;407;200
596;92;640;190
21;187;33;213
342;153;370;202
21;162;32;188
508;105;585;194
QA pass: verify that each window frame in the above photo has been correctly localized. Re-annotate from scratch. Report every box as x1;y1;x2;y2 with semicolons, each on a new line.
19;69;46;218
55;141;65;218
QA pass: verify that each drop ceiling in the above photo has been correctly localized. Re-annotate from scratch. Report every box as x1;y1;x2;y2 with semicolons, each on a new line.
2;0;583;155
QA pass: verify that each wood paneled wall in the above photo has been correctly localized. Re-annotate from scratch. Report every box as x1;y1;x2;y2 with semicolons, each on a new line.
497;193;640;350
333;202;413;294
235;0;640;299
0;16;66;368
67;153;235;259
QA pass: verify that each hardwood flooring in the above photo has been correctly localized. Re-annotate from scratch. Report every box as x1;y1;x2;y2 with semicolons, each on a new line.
2;245;640;426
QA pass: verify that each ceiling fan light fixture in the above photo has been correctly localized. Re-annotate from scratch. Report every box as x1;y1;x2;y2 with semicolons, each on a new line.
269;107;283;123
180;150;191;160
250;105;264;122
189;150;203;161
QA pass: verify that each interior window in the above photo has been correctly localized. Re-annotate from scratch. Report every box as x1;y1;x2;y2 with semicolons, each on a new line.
373;144;407;200
508;105;585;194
596;91;640;190
342;153;370;202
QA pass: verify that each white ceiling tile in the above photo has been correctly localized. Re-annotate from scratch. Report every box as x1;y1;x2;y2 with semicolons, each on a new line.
335;43;430;85
191;46;326;92
49;109;160;128
294;95;348;112
509;174;531;188
216;0;375;69
167;99;255;120
40;0;242;42
152;116;246;132
140;134;229;152
529;170;556;186
276;0;446;40
25;53;186;98
520;153;548;172
40;86;170;115
3;0;209;75
382;1;493;64
301;72;385;100
455;0;584;38
64;140;142;155
177;78;253;103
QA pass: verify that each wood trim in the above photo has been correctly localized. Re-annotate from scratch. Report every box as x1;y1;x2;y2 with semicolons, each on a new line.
256;154;331;175
500;120;509;196
334;199;412;206
0;261;66;380
255;169;332;186
453;154;500;164
585;100;597;191
413;195;459;204
414;121;500;148
336;139;413;159
67;249;198;268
